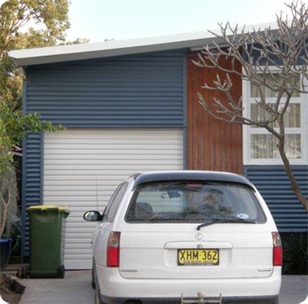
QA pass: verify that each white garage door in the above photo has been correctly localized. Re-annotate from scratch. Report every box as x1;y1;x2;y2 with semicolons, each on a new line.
43;129;184;269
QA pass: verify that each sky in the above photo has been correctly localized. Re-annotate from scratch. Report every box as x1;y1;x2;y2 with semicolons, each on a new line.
66;0;293;43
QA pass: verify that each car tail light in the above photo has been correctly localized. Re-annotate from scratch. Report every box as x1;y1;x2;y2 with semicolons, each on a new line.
272;232;282;266
107;232;121;267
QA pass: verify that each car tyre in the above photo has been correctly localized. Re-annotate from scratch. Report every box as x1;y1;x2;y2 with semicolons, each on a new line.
94;275;101;304
91;259;96;289
94;263;106;304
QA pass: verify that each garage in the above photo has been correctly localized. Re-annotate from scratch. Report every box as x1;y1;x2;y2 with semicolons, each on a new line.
43;129;184;269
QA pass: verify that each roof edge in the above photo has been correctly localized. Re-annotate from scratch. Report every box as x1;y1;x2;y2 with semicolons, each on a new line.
8;22;278;67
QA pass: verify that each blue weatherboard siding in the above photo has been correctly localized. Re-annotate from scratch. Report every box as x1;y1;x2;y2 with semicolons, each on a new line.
22;50;186;255
26;51;185;127
22;133;42;255
245;166;308;233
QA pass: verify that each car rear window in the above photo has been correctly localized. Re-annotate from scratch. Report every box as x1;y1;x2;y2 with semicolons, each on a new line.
126;182;266;223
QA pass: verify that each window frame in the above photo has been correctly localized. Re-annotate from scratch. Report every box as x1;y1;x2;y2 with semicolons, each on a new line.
243;67;308;165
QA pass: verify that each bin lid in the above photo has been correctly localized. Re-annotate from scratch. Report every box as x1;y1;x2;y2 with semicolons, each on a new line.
27;205;70;213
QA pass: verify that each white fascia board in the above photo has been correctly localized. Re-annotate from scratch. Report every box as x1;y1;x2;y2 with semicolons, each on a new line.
8;31;218;66
8;22;278;67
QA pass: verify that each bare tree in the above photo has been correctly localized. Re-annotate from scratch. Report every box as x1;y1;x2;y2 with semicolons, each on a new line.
194;1;308;211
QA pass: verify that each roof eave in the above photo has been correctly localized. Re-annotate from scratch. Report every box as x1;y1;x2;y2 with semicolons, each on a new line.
8;22;279;67
9;37;223;67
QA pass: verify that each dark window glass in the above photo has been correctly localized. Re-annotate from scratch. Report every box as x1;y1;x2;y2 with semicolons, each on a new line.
104;183;128;222
126;182;266;223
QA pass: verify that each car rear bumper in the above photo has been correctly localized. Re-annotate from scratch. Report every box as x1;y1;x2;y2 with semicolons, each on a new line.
96;265;281;302
100;295;279;304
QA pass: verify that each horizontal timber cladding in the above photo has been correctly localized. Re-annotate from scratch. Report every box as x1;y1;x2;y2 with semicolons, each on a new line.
186;51;243;174
25;51;186;128
245;166;308;233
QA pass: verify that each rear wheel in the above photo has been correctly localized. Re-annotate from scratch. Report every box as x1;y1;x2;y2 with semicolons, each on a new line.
93;262;105;304
94;282;100;304
91;259;96;289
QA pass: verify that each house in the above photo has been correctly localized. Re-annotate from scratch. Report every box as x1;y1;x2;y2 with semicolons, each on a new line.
9;24;308;270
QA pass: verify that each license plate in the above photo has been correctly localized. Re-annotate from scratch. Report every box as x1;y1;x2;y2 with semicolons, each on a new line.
178;249;219;266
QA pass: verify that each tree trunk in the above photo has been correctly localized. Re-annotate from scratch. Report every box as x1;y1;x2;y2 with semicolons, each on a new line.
277;137;308;211
0;203;8;238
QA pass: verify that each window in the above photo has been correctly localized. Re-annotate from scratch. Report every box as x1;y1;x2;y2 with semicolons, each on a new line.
104;183;128;222
126;182;266;223
243;71;307;165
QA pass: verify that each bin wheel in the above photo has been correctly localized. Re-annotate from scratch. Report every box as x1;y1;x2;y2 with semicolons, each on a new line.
58;265;65;278
21;266;29;279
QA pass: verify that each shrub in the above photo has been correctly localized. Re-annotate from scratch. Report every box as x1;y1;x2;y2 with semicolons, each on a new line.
283;233;308;275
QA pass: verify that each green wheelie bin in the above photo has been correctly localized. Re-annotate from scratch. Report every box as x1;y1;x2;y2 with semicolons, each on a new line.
26;205;70;278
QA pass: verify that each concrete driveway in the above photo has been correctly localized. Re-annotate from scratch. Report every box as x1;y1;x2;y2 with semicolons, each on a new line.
19;272;307;304
19;271;94;304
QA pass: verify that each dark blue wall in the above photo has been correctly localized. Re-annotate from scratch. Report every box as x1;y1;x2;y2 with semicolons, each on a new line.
22;50;187;255
245;166;308;233
22;134;42;255
26;51;185;127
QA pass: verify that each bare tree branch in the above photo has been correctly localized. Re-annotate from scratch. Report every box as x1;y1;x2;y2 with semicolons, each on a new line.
194;1;308;211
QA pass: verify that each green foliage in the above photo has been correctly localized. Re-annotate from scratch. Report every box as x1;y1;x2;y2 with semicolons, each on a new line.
0;165;18;238
0;0;70;48
0;53;23;109
0;0;71;109
283;233;308;275
0;0;89;238
64;38;90;45
0;100;65;174
0;0;89;239
0;100;65;238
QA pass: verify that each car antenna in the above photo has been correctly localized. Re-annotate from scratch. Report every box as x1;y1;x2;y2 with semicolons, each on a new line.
96;175;99;211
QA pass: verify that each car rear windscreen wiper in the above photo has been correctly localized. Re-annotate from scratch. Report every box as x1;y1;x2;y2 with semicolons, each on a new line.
196;218;257;230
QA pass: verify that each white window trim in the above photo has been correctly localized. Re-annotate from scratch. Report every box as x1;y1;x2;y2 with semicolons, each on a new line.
243;68;308;166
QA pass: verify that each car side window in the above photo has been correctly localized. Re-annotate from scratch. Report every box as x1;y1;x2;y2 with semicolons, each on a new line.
104;182;128;223
102;184;122;222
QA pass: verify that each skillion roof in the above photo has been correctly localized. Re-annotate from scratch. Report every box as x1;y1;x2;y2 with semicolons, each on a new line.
8;22;277;67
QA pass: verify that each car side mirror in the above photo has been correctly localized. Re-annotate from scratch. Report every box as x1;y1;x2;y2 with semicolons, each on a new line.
83;210;102;222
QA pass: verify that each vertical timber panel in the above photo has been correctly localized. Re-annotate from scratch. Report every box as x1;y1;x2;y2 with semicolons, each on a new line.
187;51;243;174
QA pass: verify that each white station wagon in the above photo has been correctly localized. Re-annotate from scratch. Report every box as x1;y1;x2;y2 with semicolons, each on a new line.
84;171;282;304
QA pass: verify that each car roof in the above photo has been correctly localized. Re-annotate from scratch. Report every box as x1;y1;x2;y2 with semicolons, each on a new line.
131;171;256;190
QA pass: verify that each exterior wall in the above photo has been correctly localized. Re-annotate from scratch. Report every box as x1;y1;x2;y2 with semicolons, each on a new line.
22;47;307;256
25;51;185;127
243;51;308;233
186;51;307;233
245;166;308;233
22;133;42;255
186;51;243;174
22;50;186;256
